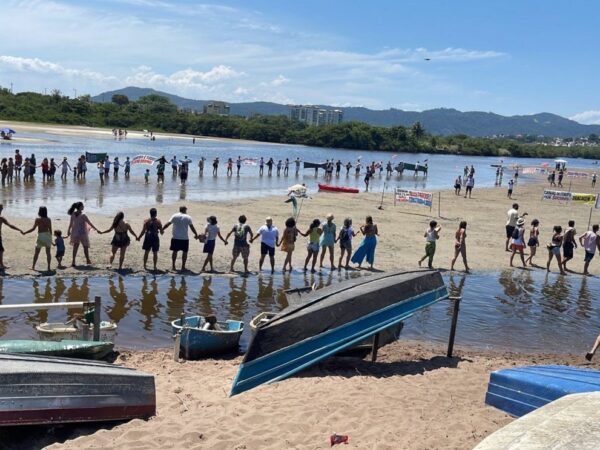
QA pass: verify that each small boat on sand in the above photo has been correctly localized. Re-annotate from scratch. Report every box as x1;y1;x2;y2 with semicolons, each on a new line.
0;339;114;360
36;321;117;342
318;183;359;194
249;312;277;334
231;270;448;396
172;316;244;359
0;353;155;426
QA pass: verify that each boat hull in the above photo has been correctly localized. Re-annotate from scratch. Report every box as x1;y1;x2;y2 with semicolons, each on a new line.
0;340;114;360
485;365;600;417
0;354;155;426
36;321;117;342
172;316;244;359
318;183;359;194
231;270;447;396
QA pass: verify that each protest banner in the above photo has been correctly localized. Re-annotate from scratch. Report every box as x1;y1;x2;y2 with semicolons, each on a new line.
131;155;157;165
85;152;107;163
394;188;433;209
542;189;571;202
571;193;597;205
567;171;589;178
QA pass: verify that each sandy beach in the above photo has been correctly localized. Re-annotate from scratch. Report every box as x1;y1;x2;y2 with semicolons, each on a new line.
0;172;598;277
0;340;595;450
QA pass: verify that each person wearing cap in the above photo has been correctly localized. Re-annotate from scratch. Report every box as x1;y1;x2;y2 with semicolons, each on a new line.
505;203;521;252
251;217;279;273
162;206;199;271
319;213;337;270
509;217;527;267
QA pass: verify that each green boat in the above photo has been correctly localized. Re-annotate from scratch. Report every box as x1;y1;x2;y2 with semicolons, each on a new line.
0;340;114;360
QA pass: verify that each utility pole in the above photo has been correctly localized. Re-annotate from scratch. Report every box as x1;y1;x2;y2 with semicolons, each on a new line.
10;82;13;93
73;88;77;98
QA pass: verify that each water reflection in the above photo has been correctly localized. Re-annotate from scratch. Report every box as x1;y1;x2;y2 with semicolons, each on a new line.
0;270;598;353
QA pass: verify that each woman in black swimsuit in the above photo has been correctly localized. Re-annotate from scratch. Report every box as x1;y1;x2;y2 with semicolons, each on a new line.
101;211;138;270
138;208;163;271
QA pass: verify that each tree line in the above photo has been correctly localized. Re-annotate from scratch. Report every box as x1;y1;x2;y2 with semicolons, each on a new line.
0;88;597;159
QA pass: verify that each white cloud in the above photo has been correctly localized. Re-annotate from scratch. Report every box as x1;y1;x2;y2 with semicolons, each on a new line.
0;55;116;83
570;110;600;125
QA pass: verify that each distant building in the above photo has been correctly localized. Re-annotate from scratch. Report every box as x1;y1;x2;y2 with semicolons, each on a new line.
289;105;343;126
203;101;230;116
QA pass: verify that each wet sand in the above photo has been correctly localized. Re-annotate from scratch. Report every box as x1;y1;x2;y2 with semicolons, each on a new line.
1;173;598;277
1;341;596;450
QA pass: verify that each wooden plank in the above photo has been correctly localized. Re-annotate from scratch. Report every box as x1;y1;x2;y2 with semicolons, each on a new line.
0;302;87;311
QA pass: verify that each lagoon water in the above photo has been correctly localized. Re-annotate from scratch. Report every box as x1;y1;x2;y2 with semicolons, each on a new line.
2;131;596;218
0;270;598;354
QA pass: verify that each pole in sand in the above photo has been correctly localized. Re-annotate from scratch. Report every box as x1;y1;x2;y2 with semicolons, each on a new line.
377;182;386;210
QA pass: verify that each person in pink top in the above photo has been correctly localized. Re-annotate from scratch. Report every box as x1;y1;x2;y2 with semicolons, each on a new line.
66;202;100;266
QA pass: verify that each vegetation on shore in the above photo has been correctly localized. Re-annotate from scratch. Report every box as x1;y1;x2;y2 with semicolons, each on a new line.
1;88;598;159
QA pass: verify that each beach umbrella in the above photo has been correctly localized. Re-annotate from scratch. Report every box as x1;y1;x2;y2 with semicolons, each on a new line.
0;128;15;134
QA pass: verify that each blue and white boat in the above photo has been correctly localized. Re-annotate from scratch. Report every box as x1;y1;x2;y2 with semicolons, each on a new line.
172;316;244;359
230;270;448;396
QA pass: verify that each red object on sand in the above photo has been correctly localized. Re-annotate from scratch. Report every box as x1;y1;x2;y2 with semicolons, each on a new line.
318;183;359;194
330;434;349;446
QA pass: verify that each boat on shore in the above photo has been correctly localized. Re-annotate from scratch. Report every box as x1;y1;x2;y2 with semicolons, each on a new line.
231;270;448;396
318;183;359;194
36;321;117;342
172;316;244;359
0;339;114;360
0;353;155;426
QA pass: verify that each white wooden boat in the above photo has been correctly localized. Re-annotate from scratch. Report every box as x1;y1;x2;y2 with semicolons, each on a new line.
36;321;117;342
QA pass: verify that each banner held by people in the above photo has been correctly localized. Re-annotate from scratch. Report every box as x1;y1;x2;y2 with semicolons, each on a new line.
85;152;107;163
131;155;158;165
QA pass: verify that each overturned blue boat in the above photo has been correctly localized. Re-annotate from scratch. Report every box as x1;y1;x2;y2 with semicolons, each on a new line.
230;270;448;396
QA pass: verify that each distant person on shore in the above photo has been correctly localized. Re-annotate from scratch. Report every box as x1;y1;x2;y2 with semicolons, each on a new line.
225;215;253;274
276;160;282;176
97;163;104;185
162;206;199;272
53;229;65;268
592;173;597;188
450;221;470;272
419;220;441;269
266;158;274;176
14;149;22;176
294;157;301;176
279;217;299;272
364;167;371;191
60;157;71;181
319;213;337;270
355;160;361;176
67;202;100;267
259;157;265;176
509;218;527;267
124;157;131;177
454;176;462;195
463;165;468;178
507;179;514;198
558;169;564;187
0;204;23;270
199;215;227;272
212;157;219;176
251;217;279;273
138;208;163;271
525;219;540;266
113;157;120;176
302;218;322;273
156;158;166;183
562;220;577;271
336;218;356;270
548;171;556;186
546;225;565;275
345;161;352;176
22;206;53;272
464;175;474;198
179;159;189;185
351;215;379;270
579;224;600;276
100;211;138;271
103;157;111;178
227;158;233;177
198;157;205;176
236;156;242;176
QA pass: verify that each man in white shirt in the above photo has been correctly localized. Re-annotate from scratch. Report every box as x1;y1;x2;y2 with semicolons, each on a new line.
505;203;520;252
162;206;199;271
251;217;279;273
579;224;600;275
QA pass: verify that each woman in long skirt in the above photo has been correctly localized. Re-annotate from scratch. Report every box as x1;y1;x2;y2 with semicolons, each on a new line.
351;216;379;269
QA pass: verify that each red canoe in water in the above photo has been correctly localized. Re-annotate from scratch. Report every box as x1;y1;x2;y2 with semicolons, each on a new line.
318;183;359;194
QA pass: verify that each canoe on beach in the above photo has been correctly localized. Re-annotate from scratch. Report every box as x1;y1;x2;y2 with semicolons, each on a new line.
0;339;114;360
318;183;359;193
231;270;448;396
0;353;155;426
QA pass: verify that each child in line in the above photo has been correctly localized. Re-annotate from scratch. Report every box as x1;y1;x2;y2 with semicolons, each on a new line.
144;169;150;184
53;229;65;268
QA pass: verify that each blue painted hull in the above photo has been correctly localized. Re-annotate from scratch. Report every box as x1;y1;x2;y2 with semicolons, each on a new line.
231;270;447;396
172;316;243;359
485;365;600;417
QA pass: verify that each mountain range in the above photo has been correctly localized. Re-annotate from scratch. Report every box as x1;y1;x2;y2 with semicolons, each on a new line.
92;87;600;138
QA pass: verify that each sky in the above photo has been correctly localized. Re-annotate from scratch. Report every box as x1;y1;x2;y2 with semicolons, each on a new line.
1;0;600;123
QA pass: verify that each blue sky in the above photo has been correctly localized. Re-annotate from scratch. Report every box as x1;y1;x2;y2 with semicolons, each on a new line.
1;0;599;123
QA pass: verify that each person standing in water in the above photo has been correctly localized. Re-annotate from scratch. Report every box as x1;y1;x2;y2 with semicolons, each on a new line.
418;220;441;269
138;208;163;271
319;213;337;270
100;211;139;271
225;215;254;274
302;218;322;272
579;224;600;276
279;217;299;272
200;215;228;273
22;206;53;272
546;225;565;275
509;218;527;267
562;220;577;271
450;221;470;272
351;215;379;270
336;218;357;270
251;217;279;273
162;206;199;272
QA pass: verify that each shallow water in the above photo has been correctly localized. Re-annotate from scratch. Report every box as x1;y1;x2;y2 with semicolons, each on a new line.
0;269;598;354
0;131;589;217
